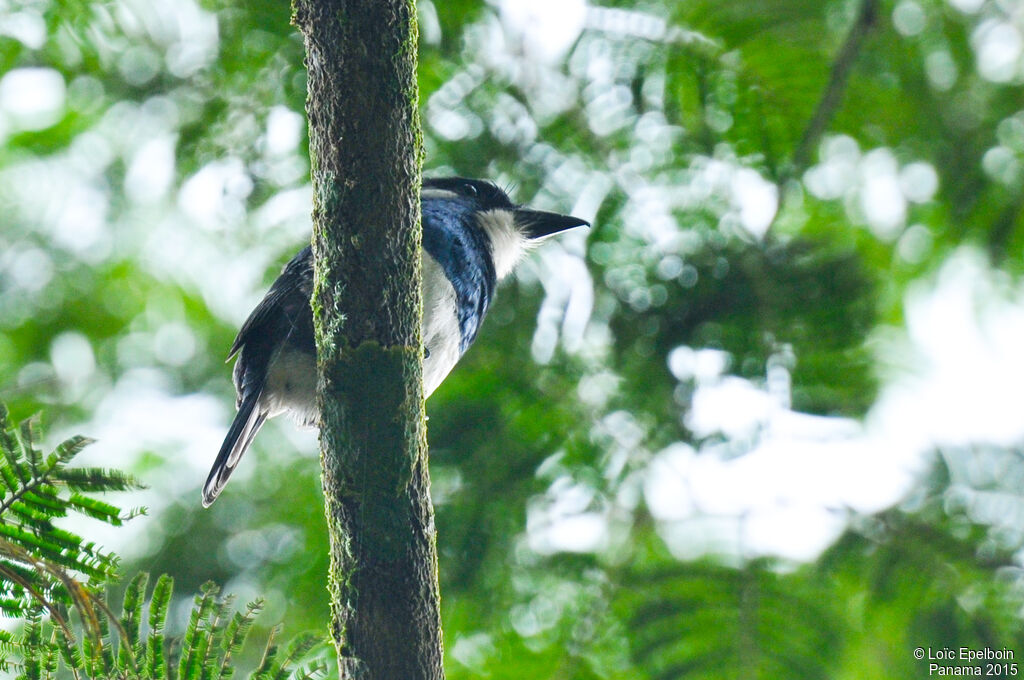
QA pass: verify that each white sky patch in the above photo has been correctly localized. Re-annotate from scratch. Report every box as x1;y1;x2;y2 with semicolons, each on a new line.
897;223;934;264
265;106;303;156
50;332;96;386
0;10;45;48
153;322;197;366
55;183;109;256
973;19;1023;83
804;135;860;200
527;475;608;554
82;372;227;477
527;511;608;554
685;376;776;440
529;246;594;362
7;247;53;293
126;135;176;204
62;373;229;560
618;156;781;243
418;1;442;45
947;0;985;13
740;506;849;562
162;1;220;78
119;46;162;87
178;158;253;230
806;138;942;242
860;148;907;240
647;399;926;561
643;246;1024;564
875;248;1024;449
496;0;587;63
251;185;313;236
0;67;65;130
730;167;778;238
668;346;730;383
982;146;1021;185
899;162;940;203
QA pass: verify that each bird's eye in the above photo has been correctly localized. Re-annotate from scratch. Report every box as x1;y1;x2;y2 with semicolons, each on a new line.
463;183;478;196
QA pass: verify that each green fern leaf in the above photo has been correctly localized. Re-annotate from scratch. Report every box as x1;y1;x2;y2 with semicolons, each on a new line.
0;431;28;488
200;594;237;680
119;572;148;670
146;574;173;680
289;661;329;680
20;615;43;680
51;435;95;465
54;467;143;494
248;626;281;680
16;416;44;479
269;633;322;680
0;464;22;499
40;627;59;680
179;582;218;680
20;488;66;515
0;405;142;641
53;626;83;674
66;494;126;526
0;406;327;679
217;599;264;680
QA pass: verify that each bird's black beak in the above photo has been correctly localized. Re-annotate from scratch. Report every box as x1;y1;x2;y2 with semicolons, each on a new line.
515;209;590;239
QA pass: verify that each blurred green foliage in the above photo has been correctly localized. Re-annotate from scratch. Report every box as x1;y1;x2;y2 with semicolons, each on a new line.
3;0;1024;677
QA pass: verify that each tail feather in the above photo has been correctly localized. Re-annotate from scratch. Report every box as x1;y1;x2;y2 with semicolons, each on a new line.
202;392;267;507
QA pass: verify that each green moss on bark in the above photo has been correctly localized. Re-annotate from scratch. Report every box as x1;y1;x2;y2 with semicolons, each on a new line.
292;0;440;678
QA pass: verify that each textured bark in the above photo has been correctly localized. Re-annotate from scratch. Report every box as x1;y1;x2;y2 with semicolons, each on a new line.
291;1;442;678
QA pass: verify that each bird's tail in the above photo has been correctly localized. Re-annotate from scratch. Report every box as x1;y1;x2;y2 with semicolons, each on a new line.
202;391;267;507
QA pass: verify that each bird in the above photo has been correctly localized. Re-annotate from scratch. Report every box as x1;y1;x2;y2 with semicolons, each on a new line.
202;177;589;506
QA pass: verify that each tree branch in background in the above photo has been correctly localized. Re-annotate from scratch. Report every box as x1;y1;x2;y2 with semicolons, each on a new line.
290;0;441;678
790;0;878;175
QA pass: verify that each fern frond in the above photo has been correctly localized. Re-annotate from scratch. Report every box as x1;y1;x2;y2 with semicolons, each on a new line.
21;613;43;680
146;574;173;680
54;467;142;494
200;593;238;679
0;405;327;679
217;599;264;680
269;633;322;680
41;627;60;680
8;574;327;680
0;559;69;636
289;661;330;680
179;582;218;680
118;572;148;671
53;624;83;676
248;625;281;680
66;494;126;526
51;435;95;465
16;415;44;479
0;403;142;644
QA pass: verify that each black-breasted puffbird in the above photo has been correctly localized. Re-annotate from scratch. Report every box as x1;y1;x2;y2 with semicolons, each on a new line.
202;177;589;506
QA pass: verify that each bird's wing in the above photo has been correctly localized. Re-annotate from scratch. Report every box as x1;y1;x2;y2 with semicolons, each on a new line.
229;246;314;359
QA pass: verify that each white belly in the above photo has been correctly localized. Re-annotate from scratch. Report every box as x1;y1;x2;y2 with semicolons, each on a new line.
259;252;462;425
422;253;462;397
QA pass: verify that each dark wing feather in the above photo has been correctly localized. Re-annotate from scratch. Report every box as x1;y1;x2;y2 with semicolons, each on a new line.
229;246;314;359
204;246;314;506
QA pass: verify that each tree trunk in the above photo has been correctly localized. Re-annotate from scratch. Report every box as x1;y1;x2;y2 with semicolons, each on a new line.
290;1;442;678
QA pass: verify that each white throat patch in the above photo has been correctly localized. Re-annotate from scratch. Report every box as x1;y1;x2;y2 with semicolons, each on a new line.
475;208;532;279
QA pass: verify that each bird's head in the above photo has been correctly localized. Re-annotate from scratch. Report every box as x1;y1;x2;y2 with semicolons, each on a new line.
422;177;589;278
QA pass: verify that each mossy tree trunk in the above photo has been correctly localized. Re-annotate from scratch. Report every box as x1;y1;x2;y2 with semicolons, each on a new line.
291;1;442;678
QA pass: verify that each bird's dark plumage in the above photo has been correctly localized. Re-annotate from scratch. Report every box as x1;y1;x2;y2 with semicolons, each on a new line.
202;178;588;506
